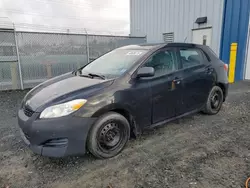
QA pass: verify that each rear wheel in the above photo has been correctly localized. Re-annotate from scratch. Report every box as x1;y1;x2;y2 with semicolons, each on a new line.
87;112;130;159
203;86;224;115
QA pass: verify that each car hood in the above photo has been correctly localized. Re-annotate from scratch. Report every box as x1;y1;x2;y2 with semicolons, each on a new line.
23;72;114;112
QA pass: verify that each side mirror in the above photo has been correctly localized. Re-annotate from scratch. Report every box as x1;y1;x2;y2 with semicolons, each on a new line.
137;67;155;78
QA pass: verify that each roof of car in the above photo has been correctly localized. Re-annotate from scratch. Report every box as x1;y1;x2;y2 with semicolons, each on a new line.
118;44;163;50
118;43;205;50
166;42;203;47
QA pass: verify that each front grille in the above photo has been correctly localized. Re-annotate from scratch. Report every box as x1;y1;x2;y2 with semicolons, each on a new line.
24;106;34;117
43;138;68;147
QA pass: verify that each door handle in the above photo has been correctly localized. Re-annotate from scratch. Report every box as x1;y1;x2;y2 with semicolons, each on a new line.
173;78;181;85
206;67;213;74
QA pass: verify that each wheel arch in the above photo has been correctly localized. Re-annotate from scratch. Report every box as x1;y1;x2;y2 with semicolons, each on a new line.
91;103;139;138
216;82;226;101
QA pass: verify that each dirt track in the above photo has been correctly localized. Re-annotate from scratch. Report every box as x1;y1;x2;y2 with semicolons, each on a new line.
0;82;250;188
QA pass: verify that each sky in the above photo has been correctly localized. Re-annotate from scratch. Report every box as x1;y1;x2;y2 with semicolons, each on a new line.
0;0;130;35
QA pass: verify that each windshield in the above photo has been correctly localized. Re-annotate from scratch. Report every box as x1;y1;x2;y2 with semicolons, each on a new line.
82;49;148;79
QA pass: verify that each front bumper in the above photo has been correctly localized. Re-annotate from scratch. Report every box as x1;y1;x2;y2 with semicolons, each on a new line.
18;109;96;157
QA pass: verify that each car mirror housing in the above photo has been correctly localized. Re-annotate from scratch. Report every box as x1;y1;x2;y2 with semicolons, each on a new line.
137;67;155;78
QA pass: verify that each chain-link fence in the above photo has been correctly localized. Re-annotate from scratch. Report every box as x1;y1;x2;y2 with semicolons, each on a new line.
0;30;146;90
0;29;21;90
16;32;88;89
87;34;147;61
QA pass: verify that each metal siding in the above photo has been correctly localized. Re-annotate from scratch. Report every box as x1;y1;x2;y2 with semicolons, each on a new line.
179;0;184;41
244;21;250;79
169;0;174;33
212;0;224;54
194;0;202;28
157;0;162;41
130;0;224;54
184;0;190;42
189;0;195;38
130;0;134;36
238;1;250;80
220;0;250;80
162;0;167;42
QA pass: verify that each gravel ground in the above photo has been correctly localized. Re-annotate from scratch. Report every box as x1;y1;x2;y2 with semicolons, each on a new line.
0;82;250;188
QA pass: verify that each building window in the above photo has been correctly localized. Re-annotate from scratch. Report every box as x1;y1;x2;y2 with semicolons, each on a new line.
163;32;174;43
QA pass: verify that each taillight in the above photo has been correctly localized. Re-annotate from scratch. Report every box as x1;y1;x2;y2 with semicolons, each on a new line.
223;63;228;72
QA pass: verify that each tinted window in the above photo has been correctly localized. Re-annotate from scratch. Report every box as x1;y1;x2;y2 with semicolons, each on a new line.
82;49;148;79
143;49;177;76
179;48;204;68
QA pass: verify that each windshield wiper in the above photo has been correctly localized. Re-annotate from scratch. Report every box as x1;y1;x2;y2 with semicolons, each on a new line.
79;74;92;78
88;73;105;80
78;73;105;80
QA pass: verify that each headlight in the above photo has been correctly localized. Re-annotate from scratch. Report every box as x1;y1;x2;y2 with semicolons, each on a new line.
40;99;87;119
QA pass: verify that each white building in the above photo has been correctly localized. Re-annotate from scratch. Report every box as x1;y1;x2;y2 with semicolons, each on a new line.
130;0;250;81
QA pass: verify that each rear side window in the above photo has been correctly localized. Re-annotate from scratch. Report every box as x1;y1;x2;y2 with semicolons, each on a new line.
179;48;204;68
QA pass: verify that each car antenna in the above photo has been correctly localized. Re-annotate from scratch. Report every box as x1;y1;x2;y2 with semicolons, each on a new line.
184;37;187;43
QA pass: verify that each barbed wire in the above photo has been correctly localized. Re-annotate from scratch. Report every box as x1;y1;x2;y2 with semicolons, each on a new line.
0;22;130;36
0;8;128;22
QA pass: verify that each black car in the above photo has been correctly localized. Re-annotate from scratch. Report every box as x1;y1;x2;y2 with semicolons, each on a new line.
18;43;229;159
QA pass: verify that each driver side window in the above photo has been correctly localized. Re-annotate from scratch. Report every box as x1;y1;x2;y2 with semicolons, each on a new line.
144;49;177;77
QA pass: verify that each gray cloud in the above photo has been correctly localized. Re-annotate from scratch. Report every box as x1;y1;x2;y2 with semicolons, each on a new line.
0;0;129;35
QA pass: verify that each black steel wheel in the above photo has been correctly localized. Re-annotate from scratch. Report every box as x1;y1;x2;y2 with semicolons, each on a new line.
87;112;130;159
203;86;224;115
210;90;222;110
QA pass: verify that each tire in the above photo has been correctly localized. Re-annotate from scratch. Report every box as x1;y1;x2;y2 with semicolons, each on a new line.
203;86;224;115
87;112;130;159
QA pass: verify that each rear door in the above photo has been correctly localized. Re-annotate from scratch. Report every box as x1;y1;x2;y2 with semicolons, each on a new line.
177;47;214;113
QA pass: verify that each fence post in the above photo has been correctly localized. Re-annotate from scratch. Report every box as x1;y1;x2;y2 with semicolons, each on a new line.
46;64;52;79
13;24;24;90
84;28;90;64
10;62;18;89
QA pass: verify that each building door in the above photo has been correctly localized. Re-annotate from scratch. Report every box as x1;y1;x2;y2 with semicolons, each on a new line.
244;19;250;80
192;28;212;47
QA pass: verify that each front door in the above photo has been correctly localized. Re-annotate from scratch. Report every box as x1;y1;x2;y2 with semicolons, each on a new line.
142;48;183;124
177;47;214;113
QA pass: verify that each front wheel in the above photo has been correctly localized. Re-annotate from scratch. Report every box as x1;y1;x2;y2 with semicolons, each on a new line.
202;86;224;115
87;112;130;159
